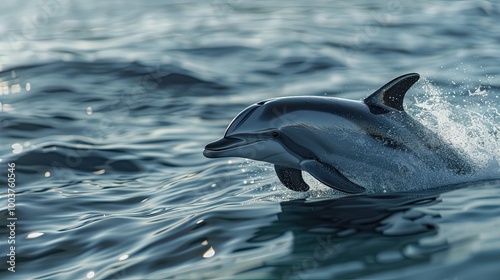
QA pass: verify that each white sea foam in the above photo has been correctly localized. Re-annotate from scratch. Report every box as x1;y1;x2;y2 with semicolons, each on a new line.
409;77;500;181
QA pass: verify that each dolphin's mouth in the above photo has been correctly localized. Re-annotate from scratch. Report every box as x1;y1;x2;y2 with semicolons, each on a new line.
203;137;246;158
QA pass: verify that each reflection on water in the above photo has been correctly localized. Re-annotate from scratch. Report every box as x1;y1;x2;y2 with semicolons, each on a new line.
254;188;446;279
247;181;499;280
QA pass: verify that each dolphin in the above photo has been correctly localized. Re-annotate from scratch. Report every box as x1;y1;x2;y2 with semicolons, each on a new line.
203;73;472;193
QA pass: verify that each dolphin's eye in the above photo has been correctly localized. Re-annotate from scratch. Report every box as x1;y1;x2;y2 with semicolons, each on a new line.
271;131;280;138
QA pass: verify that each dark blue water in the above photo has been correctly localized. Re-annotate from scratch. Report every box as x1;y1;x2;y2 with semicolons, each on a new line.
1;1;499;279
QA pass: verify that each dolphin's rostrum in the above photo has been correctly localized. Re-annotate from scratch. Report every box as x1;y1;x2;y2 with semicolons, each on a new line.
204;73;472;193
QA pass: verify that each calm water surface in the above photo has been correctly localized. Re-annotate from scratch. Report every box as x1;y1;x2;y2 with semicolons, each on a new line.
0;1;499;279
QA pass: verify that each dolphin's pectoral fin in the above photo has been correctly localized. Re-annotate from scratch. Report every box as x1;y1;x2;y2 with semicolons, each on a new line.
364;73;420;114
300;160;365;194
274;165;310;192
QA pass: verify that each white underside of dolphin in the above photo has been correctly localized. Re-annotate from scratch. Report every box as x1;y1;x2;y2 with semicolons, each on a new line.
204;73;473;194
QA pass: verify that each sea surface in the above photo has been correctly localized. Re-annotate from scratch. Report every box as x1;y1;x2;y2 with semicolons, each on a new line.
1;1;500;279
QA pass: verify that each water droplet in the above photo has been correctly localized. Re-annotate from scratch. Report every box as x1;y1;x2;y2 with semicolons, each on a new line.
11;143;23;154
25;82;31;92
86;271;95;279
203;246;215;258
27;232;44;239
86;107;93;115
118;254;129;261
210;183;217;188
243;180;247;184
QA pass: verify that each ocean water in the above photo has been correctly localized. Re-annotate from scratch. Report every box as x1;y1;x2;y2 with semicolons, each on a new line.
0;0;499;279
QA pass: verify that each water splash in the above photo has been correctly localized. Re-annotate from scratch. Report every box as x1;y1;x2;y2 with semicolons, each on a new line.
409;77;500;179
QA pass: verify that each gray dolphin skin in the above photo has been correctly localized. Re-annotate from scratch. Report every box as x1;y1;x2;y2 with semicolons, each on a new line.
203;73;472;193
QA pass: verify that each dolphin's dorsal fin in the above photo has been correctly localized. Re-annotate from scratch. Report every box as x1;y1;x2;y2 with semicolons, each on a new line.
364;73;420;114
